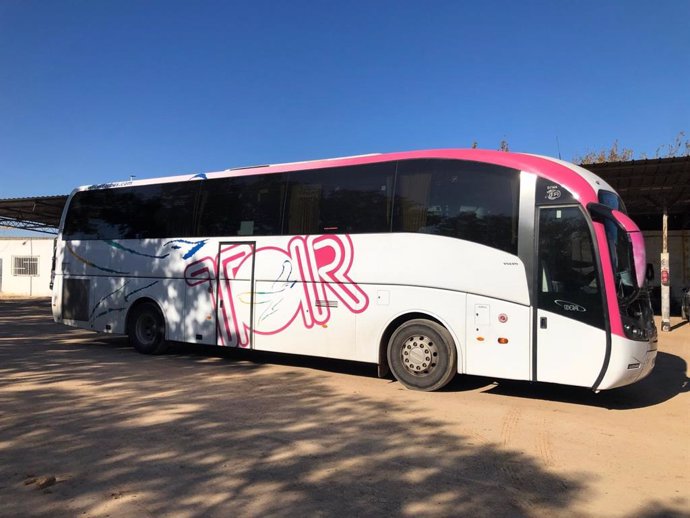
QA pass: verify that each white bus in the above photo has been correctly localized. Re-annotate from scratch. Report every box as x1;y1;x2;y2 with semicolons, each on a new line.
52;149;657;391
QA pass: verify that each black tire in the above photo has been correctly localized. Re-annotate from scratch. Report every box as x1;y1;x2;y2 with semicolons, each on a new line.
387;319;457;391
128;301;168;355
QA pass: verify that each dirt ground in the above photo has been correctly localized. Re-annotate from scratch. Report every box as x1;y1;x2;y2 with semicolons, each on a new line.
0;298;687;518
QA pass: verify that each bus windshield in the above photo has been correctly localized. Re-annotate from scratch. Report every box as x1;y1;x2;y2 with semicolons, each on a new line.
604;219;637;300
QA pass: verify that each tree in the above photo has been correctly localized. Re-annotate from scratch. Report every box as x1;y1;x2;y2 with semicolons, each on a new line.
467;140;508;150
574;131;689;164
573;140;634;164
652;131;690;159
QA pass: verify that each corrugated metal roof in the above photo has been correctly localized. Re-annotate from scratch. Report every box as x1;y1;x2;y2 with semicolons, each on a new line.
0;195;68;234
585;156;690;230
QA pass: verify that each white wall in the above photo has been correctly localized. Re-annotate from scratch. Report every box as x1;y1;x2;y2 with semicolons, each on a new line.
0;237;54;297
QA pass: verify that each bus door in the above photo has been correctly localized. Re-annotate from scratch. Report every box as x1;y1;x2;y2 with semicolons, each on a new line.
183;241;256;348
534;206;607;387
215;241;256;348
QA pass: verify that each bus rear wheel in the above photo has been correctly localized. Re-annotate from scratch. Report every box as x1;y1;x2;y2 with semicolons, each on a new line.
128;301;168;355
387;319;457;391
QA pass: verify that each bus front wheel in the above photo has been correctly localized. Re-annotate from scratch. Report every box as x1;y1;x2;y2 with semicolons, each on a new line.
387;319;457;391
128;301;168;355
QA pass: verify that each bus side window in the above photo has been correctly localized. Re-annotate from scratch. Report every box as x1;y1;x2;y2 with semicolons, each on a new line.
64;183;197;240
285;163;395;235
287;182;322;235
196;175;284;237
393;159;520;254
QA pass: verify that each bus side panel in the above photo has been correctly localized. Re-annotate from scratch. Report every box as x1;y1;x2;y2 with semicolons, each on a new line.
59;238;208;339
184;280;217;345
349;234;530;307
253;281;358;360
355;285;467;372
158;278;187;343
62;238;209;280
51;270;63;323
464;294;530;380
87;276;187;342
51;238;66;323
246;235;363;359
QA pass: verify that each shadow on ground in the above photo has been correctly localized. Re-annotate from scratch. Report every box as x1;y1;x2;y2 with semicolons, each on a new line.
166;326;689;413
0;299;585;517
1;299;687;517
480;351;689;410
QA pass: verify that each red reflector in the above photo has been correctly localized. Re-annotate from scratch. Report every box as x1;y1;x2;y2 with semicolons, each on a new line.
498;338;509;344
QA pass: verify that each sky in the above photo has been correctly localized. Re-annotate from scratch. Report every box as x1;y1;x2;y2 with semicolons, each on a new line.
1;0;689;202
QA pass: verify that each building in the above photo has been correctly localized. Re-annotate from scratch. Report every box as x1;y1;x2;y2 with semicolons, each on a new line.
0;237;54;297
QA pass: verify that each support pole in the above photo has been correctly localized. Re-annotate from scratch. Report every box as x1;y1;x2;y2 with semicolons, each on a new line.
661;207;670;332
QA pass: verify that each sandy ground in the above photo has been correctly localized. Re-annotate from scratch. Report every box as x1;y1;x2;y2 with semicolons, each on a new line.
0;298;687;518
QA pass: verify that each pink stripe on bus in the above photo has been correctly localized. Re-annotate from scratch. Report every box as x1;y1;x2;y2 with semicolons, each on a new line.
218;149;600;206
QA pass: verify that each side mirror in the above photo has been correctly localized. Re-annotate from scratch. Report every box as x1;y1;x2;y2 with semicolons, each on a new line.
645;263;654;282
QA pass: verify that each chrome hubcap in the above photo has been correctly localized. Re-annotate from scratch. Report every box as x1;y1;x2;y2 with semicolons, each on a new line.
401;334;439;376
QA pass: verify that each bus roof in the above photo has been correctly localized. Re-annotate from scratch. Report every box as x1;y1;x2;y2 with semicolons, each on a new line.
76;148;613;207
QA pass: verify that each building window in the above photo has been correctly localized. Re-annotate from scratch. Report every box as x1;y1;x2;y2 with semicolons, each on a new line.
13;256;39;276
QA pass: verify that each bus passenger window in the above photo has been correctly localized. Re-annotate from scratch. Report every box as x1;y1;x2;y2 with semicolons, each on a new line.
285;163;395;235
287;183;321;234
196;174;284;237
393;159;520;254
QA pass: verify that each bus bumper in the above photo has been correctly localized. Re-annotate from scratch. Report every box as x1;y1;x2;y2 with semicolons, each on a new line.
596;333;657;390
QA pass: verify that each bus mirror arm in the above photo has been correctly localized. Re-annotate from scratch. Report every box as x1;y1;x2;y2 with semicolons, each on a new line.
586;202;613;223
645;263;654;282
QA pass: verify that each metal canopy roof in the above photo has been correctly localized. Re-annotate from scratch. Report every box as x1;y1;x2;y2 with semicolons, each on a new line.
586;156;690;230
0;195;68;234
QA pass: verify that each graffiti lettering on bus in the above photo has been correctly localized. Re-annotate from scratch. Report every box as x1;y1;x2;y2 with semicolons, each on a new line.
184;235;369;347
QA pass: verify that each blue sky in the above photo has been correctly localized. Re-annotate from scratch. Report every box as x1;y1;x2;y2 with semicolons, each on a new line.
1;0;688;201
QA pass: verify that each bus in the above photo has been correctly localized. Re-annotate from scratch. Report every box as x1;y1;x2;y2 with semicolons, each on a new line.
51;149;657;391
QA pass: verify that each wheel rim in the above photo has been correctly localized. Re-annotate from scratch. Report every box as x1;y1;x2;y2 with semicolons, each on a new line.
135;312;159;346
401;334;439;376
